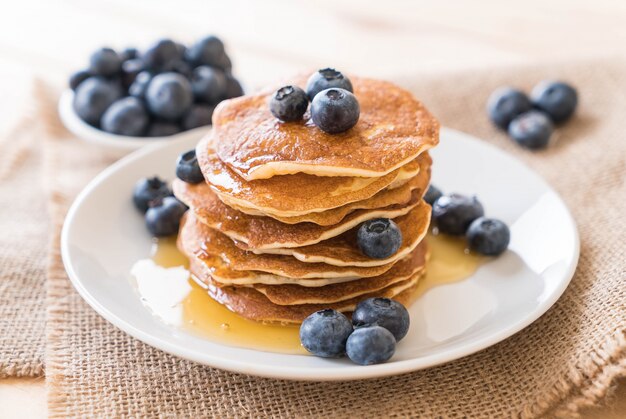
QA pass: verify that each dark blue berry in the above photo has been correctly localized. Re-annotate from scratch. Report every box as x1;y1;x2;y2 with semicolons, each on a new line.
467;217;510;256
145;196;187;237
182;105;214;130
352;298;410;341
190;66;227;104
213;53;232;73
101;97;149;136
487;87;532;129
69;70;92;91
432;194;484;235
165;60;192;78
299;309;353;358
119;47;138;62
146;72;193;121
176;149;204;184
269;85;308;122
357;218;402;259
146;121;181;137
72;77;123;126
346;326;396;365
141;39;181;72
311;88;360;134
224;75;244;99
424;184;443;206
508;110;553;150
306;68;353;100
185;35;225;67
531;81;577;123
121;58;144;89
133;177;172;213
129;71;152;99
89;47;122;77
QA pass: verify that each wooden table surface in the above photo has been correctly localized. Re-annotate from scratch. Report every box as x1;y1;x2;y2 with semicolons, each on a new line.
0;0;624;416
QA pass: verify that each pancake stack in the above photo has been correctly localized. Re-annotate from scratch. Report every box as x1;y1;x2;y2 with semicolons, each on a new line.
174;75;439;323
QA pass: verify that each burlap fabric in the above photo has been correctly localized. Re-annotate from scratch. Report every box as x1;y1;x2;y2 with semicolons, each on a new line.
43;59;624;418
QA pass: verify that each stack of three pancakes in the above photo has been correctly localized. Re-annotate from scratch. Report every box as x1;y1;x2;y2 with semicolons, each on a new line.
174;75;439;323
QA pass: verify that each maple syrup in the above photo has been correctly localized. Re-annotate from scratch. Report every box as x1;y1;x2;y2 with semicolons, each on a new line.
131;232;482;354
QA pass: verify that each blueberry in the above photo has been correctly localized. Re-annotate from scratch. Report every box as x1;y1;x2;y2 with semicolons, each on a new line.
311;88;360;134
89;47;122;77
508;110;554;150
346;326;396;365
72;77;123;126
299;309;353;358
101;97;149;136
530;81;577;123
352;298;410;341
213;53;232;73
174;42;187;58
466;217;510;256
141;39;181;72
176;149;204;184
182;105;214;130
132;177;172;213
357;218;402;259
145;72;193;120
120;47;138;62
185;35;225;67
424;184;443;206
146;121;181;137
269;85;308;122
69;70;92;91
190;66;227;104
432;194;484;235
487;87;532;130
165;60;192;78
145;196;187;237
224;75;244;99
121;58;144;89
129;71;152;99
306;68;353;100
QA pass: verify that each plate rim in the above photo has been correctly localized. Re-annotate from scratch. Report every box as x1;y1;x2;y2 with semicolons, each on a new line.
60;127;580;381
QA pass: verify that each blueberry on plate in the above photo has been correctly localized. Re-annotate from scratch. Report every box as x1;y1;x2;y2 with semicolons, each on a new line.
508;110;554;150
306;68;353;101
176;149;204;184
352;297;410;341
432;193;484;235
88;47;122;77
346;325;396;366
132;177;172;213
141;39;181;72
129;71;152;99
101;97;149;136
357;218;402;259
182;104;214;130
299;309;353;358
146;121;181;137
224;75;244;99
190;66;227;104
185;35;225;67
311;88;360;134
269;85;308;122
121;58;144;89
145;72;193;121
72;77;123;126
69;70;92;91
467;217;510;256
119;47;138;62
145;196;187;237
487;87;532;130
424;184;443;206
530;80;578;123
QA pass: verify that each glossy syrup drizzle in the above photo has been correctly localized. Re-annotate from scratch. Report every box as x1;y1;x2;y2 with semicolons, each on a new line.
131;232;483;354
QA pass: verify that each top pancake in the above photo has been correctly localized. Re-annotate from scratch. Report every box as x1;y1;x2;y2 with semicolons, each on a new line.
209;75;439;180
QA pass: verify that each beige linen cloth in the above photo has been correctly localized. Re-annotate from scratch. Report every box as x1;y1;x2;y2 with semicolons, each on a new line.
16;58;624;417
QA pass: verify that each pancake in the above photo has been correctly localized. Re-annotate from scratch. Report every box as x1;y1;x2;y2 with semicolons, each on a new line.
179;213;397;279
192;263;423;323
250;201;431;268
196;135;421;216
174;178;422;250
210;75;439;181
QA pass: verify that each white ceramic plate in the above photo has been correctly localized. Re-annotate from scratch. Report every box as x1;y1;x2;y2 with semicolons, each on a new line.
58;89;211;151
61;128;579;381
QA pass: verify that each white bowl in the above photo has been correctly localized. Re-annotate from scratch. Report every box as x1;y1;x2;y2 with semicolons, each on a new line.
58;89;212;151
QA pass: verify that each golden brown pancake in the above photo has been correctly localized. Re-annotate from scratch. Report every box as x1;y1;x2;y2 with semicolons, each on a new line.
210;75;439;180
196;135;421;217
179;213;397;279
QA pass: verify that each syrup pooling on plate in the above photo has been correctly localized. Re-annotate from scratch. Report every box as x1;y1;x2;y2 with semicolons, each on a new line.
130;233;482;354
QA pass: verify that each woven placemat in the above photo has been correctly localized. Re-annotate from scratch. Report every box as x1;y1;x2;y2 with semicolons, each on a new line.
43;59;625;418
